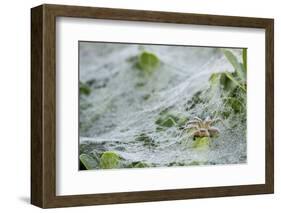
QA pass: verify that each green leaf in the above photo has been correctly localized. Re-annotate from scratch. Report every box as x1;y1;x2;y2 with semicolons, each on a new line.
135;133;155;146
224;72;246;92
134;162;150;168
223;49;240;71
192;137;210;150
209;72;221;85
79;82;91;96
155;112;187;129
137;51;160;73
222;49;245;82
100;151;120;169
224;97;245;113
242;48;247;71
79;154;99;170
158;117;177;127
209;72;236;92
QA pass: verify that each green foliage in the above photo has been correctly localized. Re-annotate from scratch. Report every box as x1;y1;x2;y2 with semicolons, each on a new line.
135;133;155;146
223;96;245;113
242;48;247;71
79;81;91;95
135;82;146;87
133;162;150;168
155;112;187;130
137;51;160;74
100;151;120;169
221;49;247;84
222;49;246;83
127;161;151;168
209;71;246;93
168;162;185;167
142;94;151;100
208;49;247;118
209;72;237;92
185;90;210;112
224;72;246;92
222;49;247;90
188;161;201;166
79;154;99;170
156;116;177;128
192;137;210;150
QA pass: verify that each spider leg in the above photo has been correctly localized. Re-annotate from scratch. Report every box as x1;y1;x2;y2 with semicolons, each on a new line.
210;118;228;128
178;125;197;139
183;124;198;130
181;120;199;130
210;118;223;125
204;120;212;127
193;116;203;122
184;120;201;129
186;120;200;125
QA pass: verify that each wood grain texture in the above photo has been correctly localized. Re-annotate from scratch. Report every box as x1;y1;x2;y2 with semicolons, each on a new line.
31;5;43;207
31;4;274;208
265;20;274;193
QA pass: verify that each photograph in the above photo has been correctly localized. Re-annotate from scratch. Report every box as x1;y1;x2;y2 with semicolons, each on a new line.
29;3;274;208
78;42;247;170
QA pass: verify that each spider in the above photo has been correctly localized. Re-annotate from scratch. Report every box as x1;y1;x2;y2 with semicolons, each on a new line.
182;116;224;138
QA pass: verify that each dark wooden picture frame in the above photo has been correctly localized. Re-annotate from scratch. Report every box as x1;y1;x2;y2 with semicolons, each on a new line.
31;4;274;208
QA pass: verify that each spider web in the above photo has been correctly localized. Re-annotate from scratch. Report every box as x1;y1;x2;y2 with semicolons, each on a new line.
79;43;247;167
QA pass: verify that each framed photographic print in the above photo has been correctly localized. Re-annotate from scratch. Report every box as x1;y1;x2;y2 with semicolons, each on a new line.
31;4;274;208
